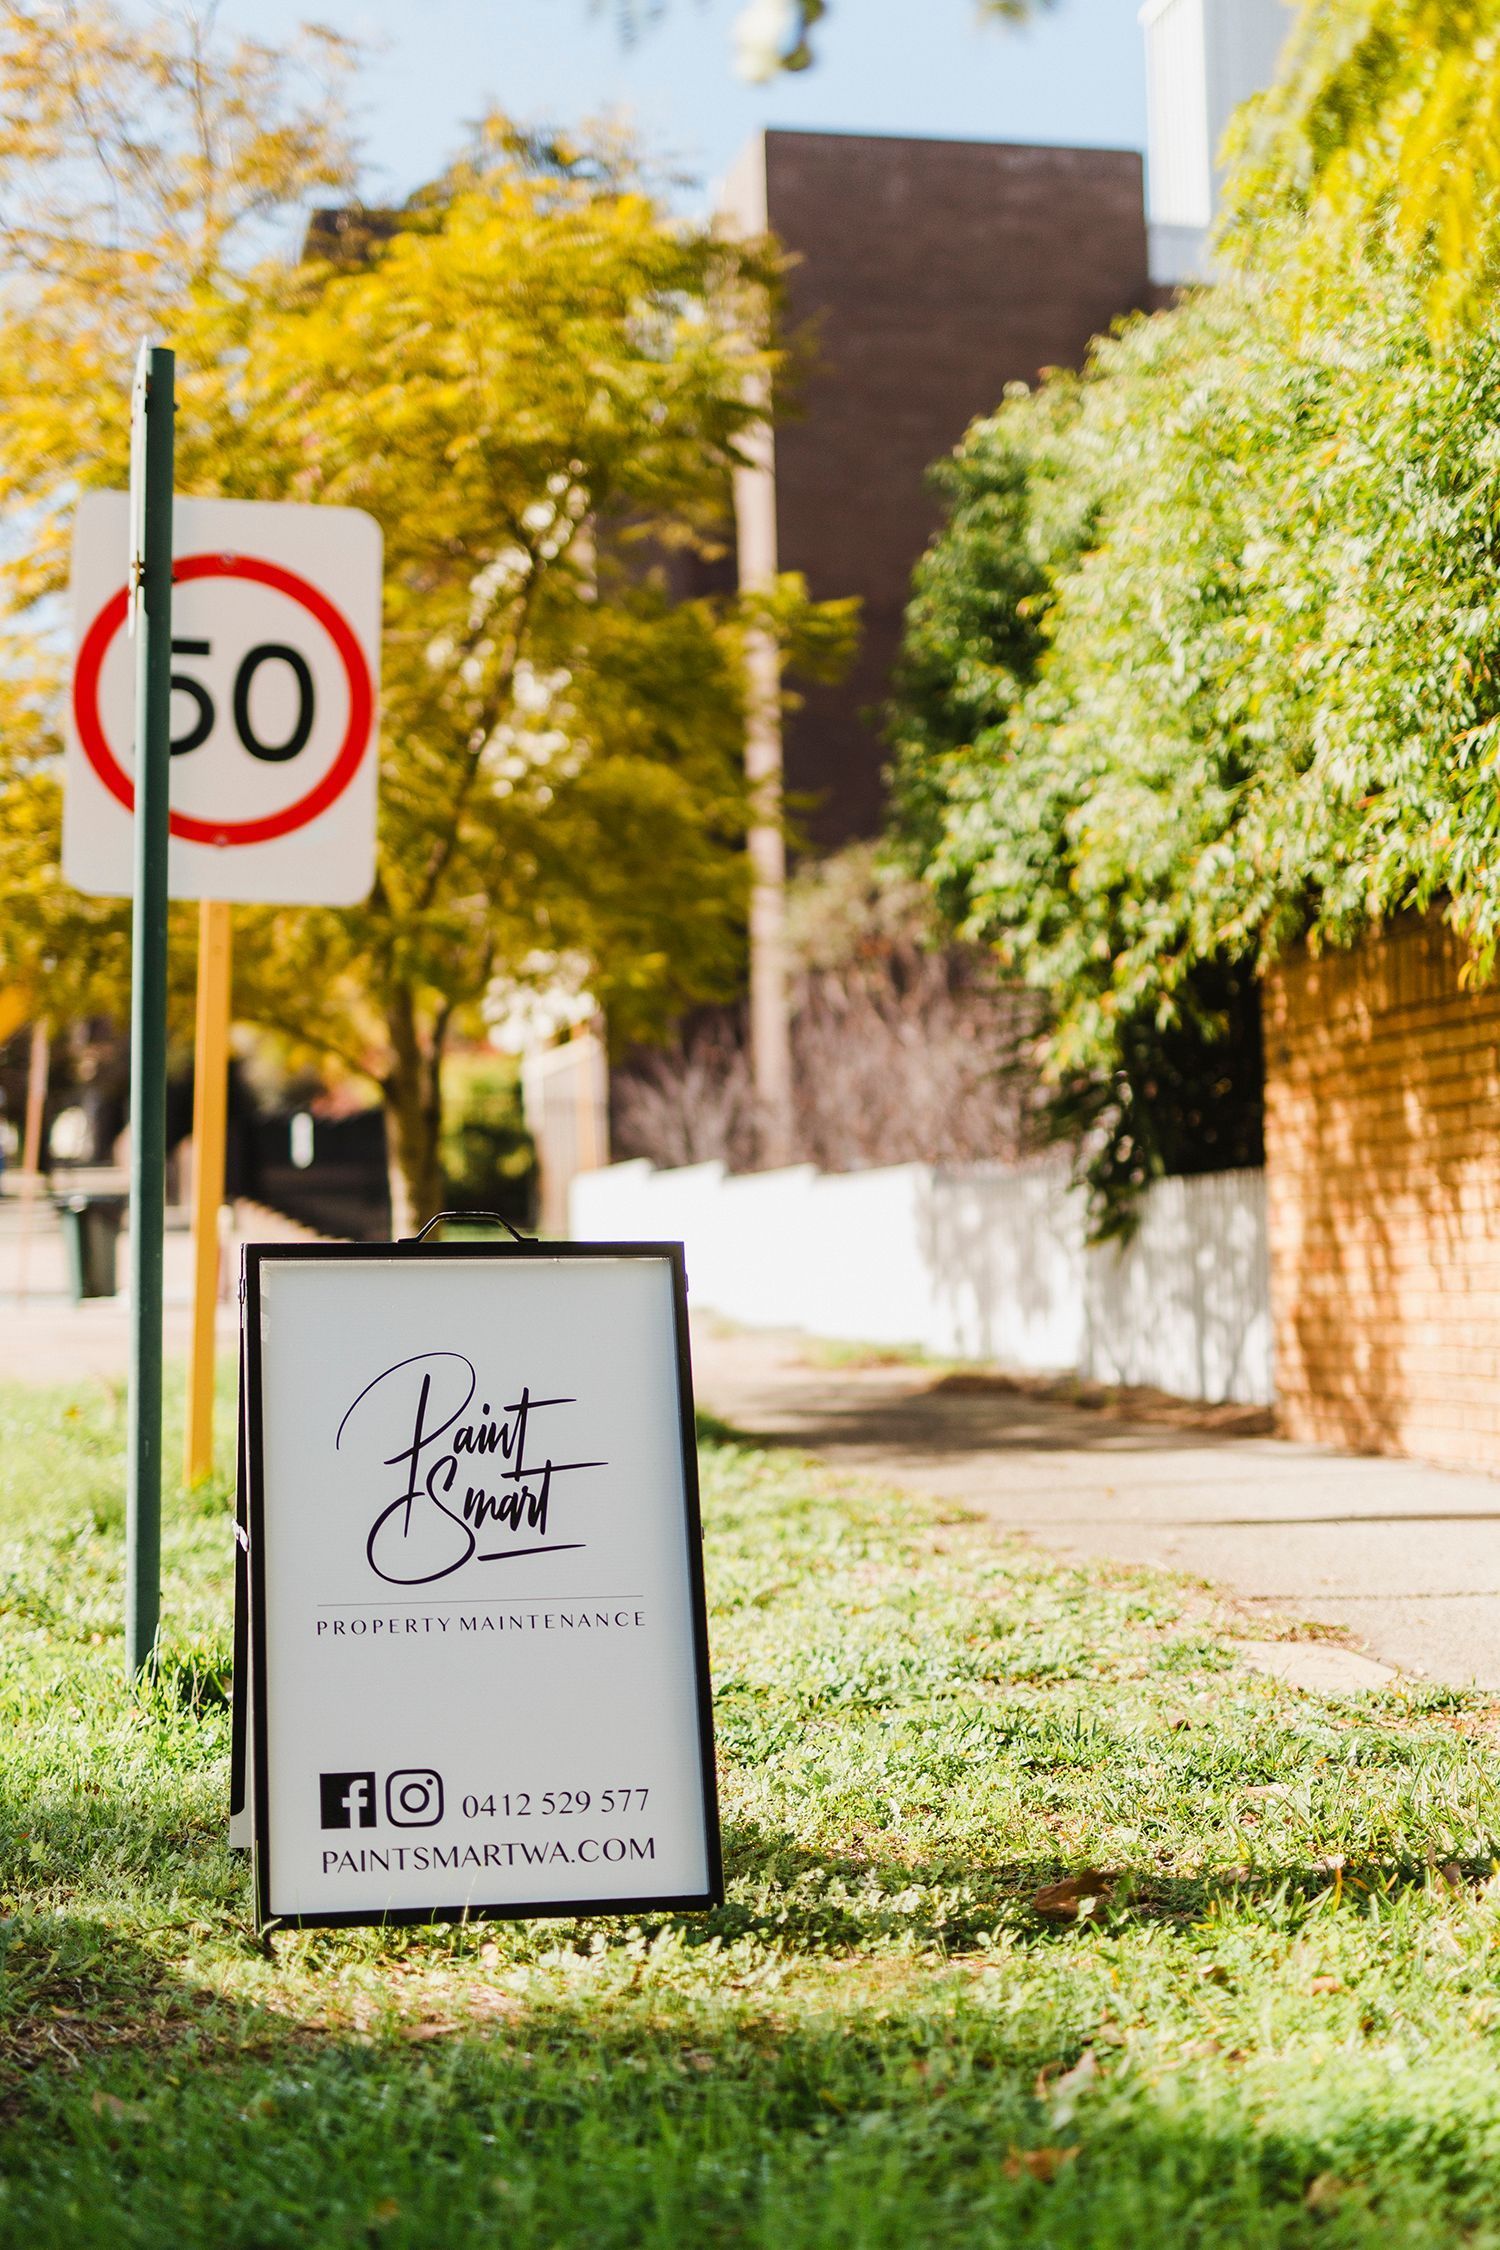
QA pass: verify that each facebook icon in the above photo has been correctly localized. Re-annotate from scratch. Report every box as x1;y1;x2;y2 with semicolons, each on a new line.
319;1772;377;1829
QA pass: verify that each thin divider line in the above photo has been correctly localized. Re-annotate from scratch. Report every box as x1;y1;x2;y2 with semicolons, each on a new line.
317;1594;647;1609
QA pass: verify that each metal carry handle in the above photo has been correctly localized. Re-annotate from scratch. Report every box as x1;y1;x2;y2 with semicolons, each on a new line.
408;1209;532;1245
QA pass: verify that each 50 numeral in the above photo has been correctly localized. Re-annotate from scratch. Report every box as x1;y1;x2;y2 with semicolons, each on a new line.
170;638;315;762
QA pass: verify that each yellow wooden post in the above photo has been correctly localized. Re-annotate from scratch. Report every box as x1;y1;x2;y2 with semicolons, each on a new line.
20;1018;47;1176
185;899;232;1486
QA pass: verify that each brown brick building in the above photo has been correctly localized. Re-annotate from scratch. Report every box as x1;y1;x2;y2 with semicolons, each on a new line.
722;129;1153;845
1265;915;1500;1471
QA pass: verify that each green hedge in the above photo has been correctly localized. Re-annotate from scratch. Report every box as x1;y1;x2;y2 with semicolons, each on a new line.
889;236;1500;1224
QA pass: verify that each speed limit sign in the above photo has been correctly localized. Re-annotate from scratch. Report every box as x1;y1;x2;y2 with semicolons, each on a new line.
64;490;381;905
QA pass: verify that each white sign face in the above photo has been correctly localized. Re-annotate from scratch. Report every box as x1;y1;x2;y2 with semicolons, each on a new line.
242;1244;720;1928
64;489;381;905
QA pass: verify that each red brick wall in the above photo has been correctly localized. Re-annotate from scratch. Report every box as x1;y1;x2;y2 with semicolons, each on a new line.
1265;916;1500;1468
760;131;1152;844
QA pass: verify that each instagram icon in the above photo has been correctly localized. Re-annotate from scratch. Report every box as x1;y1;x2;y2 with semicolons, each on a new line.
385;1769;444;1827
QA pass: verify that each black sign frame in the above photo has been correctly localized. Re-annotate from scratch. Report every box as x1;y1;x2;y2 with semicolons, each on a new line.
239;1236;722;1931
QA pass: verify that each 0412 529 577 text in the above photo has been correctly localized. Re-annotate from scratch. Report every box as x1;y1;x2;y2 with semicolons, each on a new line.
459;1787;650;1819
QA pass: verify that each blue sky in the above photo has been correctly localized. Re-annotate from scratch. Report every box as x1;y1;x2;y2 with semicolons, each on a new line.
215;0;1148;210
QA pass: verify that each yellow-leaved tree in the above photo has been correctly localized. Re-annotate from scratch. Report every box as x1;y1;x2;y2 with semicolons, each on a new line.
1228;0;1500;330
0;4;855;1229
0;0;353;1023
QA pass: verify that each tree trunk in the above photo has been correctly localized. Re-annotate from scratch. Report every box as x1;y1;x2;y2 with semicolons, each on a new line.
383;985;446;1238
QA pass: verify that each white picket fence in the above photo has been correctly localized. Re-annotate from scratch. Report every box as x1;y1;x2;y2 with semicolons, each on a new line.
571;1156;1273;1406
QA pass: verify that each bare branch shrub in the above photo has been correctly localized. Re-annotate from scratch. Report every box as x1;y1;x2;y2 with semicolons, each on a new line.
612;845;1039;1173
611;1016;756;1170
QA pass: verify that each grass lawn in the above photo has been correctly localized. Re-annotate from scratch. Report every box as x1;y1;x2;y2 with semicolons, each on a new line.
2;1372;1500;2245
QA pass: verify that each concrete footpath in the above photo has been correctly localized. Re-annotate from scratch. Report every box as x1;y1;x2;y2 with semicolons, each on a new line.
690;1321;1500;1695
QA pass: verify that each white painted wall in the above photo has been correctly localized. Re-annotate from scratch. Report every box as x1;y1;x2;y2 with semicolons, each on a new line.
1140;0;1293;284
1079;1169;1272;1405
572;1157;1273;1406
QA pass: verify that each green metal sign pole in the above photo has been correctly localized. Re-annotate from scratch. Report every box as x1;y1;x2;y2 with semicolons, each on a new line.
125;342;175;1676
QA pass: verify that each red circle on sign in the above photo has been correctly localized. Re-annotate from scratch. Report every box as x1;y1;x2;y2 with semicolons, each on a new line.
72;553;375;847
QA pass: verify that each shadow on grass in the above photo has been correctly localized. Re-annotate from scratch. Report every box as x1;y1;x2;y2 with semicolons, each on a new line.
707;1813;1500;1952
0;1777;1497;2247
0;1880;1493;2249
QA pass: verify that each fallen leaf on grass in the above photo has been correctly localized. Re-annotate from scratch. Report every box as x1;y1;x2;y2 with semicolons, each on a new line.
1308;1976;1343;1996
1035;2048;1099;2102
1042;2047;1101;2125
367;2202;400;2229
400;2020;459;2042
1004;2146;1078;2183
1032;1873;1112;1923
90;2091;145;2121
